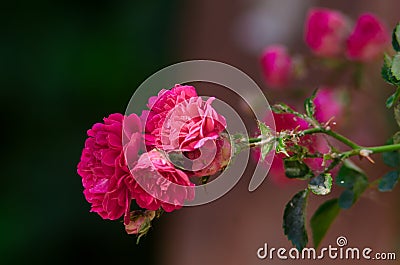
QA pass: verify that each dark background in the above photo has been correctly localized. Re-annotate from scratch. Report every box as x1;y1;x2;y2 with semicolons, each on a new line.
1;1;399;265
1;1;180;264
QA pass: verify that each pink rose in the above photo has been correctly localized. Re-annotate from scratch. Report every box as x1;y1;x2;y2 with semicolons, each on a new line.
346;13;390;61
159;96;226;152
184;134;232;177
305;8;349;57
141;84;198;149
77;113;142;224
129;150;195;212
260;45;293;89
314;88;343;124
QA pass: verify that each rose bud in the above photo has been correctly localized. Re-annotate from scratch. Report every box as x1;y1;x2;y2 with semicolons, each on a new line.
346;13;390;61
260;45;293;89
304;8;349;57
125;210;156;235
313;87;344;124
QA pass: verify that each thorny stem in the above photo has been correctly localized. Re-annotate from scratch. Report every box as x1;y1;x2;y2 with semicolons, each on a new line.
339;143;400;158
300;127;360;149
248;127;400;160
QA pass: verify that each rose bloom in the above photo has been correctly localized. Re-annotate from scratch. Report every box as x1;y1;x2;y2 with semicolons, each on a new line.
77;113;142;224
142;84;228;176
346;13;390;61
129;150;195;212
314;87;344;124
304;8;349;57
159;96;226;152
141;84;198;149
260;45;293;88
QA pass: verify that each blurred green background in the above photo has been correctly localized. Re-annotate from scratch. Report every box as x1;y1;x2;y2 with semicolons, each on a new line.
1;1;180;264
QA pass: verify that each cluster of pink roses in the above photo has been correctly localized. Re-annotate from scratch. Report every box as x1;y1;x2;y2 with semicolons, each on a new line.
261;8;390;88
77;85;230;234
257;7;389;184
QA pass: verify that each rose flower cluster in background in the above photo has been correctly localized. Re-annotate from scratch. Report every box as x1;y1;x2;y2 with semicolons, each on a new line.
261;8;390;89
258;8;391;185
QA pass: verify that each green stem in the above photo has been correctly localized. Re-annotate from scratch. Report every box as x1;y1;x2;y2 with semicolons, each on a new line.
340;143;400;158
368;143;400;153
249;127;400;157
301;128;360;149
248;137;261;144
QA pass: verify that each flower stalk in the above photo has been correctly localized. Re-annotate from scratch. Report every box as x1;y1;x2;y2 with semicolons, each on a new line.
250;127;400;163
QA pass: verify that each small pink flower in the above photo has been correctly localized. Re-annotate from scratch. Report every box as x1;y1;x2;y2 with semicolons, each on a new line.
260;45;293;88
130;150;195;212
185;134;232;177
273;112;310;132
159;96;226;152
77;113;142;224
141;84;198;149
314;88;344;124
346;13;390;61
305;8;349;57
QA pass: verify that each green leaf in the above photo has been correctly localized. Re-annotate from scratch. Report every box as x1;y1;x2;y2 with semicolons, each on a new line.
283;189;309;250
257;121;273;160
258;120;271;136
166;151;190;170
230;133;248;156
382;53;393;84
200;176;210;185
391;54;400;81
382;53;400;89
383;151;400;168
310;199;340;248
271;103;296;114
382;138;400;168
338;190;355;209
386;89;400;108
392;23;400;52
336;160;369;209
308;173;333;195
284;159;314;179
276;137;289;157
393;131;400;144
395;103;400;128
304;89;317;119
378;171;399;191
